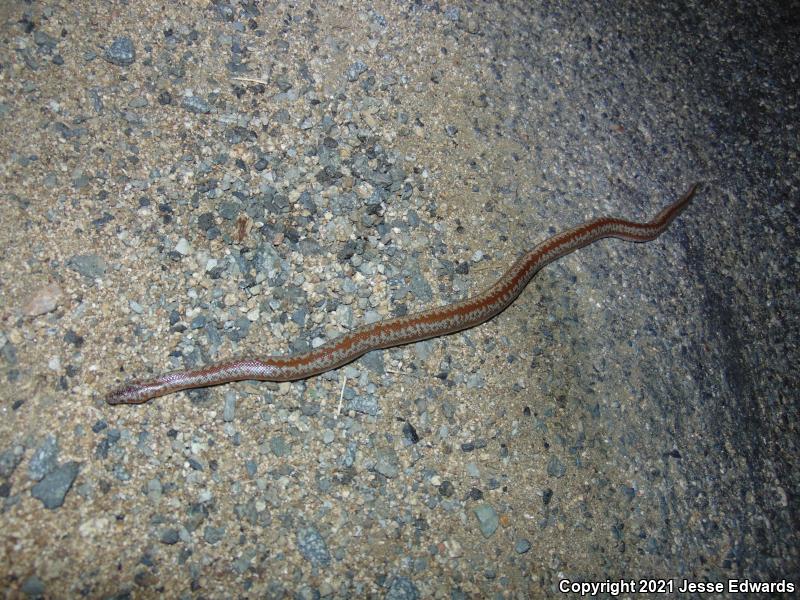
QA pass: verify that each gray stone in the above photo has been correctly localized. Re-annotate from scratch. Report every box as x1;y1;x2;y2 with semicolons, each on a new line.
160;528;180;545
514;538;532;554
28;436;58;481
223;394;236;422
547;456;566;478
0;445;24;478
374;448;399;478
270;435;290;457
104;37;135;66
347;394;379;416
385;576;419;600
21;575;45;598
203;525;225;545
67;254;107;278
296;526;330;567
31;461;80;509
182;95;211;114
473;503;499;538
345;60;368;82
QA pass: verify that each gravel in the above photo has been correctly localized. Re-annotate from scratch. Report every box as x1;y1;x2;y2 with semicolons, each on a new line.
1;0;796;597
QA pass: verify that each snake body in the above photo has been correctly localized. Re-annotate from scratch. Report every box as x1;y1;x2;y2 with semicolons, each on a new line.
106;183;698;405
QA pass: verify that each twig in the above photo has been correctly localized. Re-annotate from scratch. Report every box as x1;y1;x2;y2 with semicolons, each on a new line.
231;76;270;85
336;375;346;418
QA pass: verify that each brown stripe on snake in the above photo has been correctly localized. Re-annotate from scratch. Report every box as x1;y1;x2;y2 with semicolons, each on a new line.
106;183;699;405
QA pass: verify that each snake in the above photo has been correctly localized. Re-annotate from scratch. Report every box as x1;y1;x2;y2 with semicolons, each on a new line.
106;183;698;405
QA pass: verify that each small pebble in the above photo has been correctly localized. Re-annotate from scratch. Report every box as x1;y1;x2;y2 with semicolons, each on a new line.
385;576;420;600
182;95;211;114
160;528;180;545
223;394;236;422
547;456;566;478
296;526;331;567
104;37;136;66
514;539;531;554
174;238;191;255
473;504;499;538
31;461;80;509
374;448;399;478
28;435;59;481
21;576;46;598
438;480;455;497
203;526;225;545
23;284;63;316
270;436;290;457
347;394;379;416
67;254;107;278
402;422;419;444
0;446;24;478
345;60;368;81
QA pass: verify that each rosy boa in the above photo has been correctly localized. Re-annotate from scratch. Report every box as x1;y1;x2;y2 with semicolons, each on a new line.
107;183;698;404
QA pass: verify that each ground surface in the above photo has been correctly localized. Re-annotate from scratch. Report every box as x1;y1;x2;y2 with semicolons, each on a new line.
0;1;797;598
